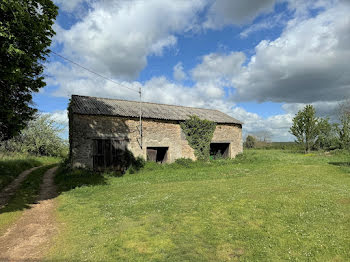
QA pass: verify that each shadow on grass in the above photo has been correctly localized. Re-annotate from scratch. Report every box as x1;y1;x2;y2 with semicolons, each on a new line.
0;164;108;215
0;164;56;214
329;162;350;167
0;158;42;191
54;165;108;194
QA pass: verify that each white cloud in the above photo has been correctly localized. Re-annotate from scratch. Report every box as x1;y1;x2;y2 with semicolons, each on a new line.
189;52;246;99
47;59;295;141
240;13;286;38
47;0;350;142
173;62;187;81
48;60;223;109
232;1;350;103
282;101;342;120
231;107;294;141
191;52;245;83
50;110;69;125
55;0;207;80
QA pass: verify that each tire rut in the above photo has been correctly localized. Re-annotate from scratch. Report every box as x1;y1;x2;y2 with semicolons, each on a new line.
0;166;58;262
0;166;41;209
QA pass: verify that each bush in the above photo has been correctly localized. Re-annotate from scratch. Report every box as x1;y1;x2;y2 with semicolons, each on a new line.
244;135;257;149
128;156;146;174
175;158;194;167
210;151;224;160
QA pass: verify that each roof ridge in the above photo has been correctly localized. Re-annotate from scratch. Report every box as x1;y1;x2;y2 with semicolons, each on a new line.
71;94;219;112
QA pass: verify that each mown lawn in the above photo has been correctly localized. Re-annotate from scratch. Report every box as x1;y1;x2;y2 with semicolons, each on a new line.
48;150;350;261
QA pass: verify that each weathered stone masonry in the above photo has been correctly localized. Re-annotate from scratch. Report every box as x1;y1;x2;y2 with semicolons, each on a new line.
69;113;243;169
68;95;243;170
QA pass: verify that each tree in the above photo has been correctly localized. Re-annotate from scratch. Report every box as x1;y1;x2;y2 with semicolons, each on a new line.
0;0;58;141
337;100;350;149
180;115;216;160
314;118;340;150
290;105;319;153
253;130;272;143
244;135;256;149
339;114;350;150
1;114;68;157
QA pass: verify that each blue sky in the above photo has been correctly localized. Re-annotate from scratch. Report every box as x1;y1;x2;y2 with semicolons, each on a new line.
37;0;350;141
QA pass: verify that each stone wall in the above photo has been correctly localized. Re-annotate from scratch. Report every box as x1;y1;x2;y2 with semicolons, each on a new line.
212;124;243;158
69;114;242;169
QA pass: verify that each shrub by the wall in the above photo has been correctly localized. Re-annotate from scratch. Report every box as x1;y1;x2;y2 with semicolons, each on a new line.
180;115;216;161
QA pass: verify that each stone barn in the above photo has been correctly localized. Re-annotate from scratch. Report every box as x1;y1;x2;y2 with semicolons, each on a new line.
68;95;243;170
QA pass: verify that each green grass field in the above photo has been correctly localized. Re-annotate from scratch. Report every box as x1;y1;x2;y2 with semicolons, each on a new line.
48;150;350;261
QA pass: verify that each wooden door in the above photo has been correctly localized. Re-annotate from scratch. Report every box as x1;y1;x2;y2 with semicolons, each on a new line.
147;149;157;162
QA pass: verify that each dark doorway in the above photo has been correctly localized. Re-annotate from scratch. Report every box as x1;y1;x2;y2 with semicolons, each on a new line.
147;147;168;163
93;139;127;171
210;143;230;158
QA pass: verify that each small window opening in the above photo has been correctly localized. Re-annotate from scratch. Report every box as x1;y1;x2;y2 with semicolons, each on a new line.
210;143;230;158
147;147;169;163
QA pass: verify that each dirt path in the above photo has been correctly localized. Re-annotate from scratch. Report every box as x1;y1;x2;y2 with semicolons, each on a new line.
0;166;58;262
0;166;41;209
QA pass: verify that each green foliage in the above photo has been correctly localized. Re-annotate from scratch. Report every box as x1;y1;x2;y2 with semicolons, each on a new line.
314;118;340;150
210;151;224;160
0;114;68;157
0;0;58;140
128;155;146;174
290;105;344;152
180;115;216;160
244;135;257;149
249;141;303;151
290;105;320;153
339;114;350;150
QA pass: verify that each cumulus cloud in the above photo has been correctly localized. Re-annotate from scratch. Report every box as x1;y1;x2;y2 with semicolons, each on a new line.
189;52;246;99
47;60;223;109
54;0;206;80
282;101;342;120
232;1;350;104
191;52;245;83
173;62;187;81
204;0;277;29
50;109;69;124
47;0;350;141
47;59;295;141
231;107;294;141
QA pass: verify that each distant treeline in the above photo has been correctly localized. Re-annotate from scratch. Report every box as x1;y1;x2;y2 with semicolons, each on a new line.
244;141;302;150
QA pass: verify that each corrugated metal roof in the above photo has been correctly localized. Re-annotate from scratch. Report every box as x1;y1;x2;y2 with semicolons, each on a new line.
69;95;243;125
